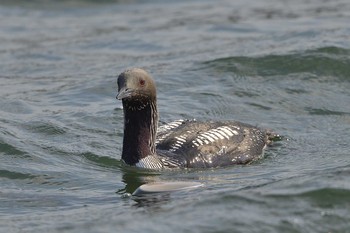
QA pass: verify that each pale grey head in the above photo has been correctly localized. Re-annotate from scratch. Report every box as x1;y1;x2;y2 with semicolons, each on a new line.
116;68;157;102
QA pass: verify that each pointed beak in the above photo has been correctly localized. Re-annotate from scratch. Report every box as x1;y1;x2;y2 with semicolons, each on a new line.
116;87;133;100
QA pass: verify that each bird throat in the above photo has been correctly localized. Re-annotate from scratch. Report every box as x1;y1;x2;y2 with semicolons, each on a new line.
121;99;158;165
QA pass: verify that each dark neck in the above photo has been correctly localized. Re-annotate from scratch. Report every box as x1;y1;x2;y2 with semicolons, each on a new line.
121;98;158;165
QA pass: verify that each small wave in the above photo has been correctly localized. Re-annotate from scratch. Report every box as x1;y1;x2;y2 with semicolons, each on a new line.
80;151;122;169
0;141;27;156
296;187;350;202
305;107;350;116
0;170;35;180
203;46;350;80
23;120;67;136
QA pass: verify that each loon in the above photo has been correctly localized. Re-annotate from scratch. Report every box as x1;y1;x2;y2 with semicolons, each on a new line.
116;68;277;169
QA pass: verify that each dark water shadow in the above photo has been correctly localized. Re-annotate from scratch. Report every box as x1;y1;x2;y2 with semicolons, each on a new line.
116;166;174;208
117;166;161;195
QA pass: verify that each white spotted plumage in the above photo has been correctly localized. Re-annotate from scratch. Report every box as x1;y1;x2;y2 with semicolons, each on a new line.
169;135;187;152
135;155;163;169
158;119;185;133
191;125;240;147
156;119;186;144
210;130;225;140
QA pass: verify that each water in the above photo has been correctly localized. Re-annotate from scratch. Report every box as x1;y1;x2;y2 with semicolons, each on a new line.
1;0;350;232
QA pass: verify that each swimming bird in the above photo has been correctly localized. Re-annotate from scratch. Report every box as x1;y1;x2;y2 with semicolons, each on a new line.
116;68;277;169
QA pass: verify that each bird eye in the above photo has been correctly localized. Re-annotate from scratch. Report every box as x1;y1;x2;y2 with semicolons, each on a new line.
139;79;145;86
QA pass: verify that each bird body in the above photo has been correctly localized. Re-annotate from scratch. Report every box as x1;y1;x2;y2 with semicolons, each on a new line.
117;68;276;169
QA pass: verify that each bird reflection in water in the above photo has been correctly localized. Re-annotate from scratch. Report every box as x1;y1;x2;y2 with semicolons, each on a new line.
117;166;170;207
